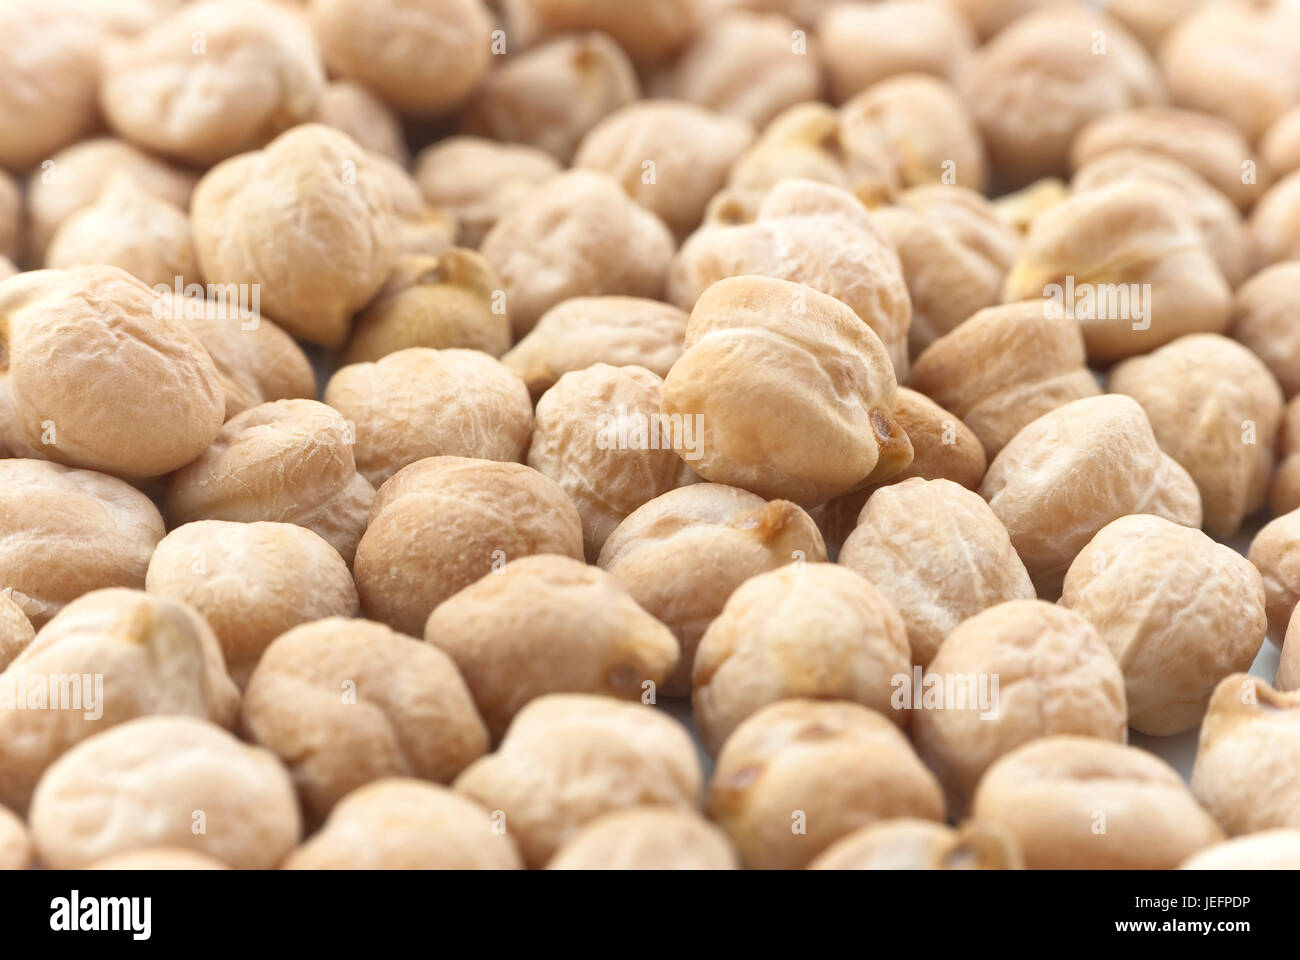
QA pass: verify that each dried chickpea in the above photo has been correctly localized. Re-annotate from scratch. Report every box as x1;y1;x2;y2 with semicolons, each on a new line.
192;124;398;348
283;779;522;870
575;101;755;240
87;848;229;870
314;80;408;164
1249;171;1300;269
1104;0;1204;54
166;399;376;566
815;0;973;104
0;594;34;673
0;805;31;870
425;555;678;740
946;0;1057;41
502;297;688;402
1247;509;1300;641
455;694;703;868
29;716;300;869
414;137;560;249
546;808;738;870
908;301;1100;459
692;563;911;756
480;170;674;338
972;736;1222;869
307;0;491;115
1191;675;1300;836
0;171;20;264
527;364;694;560
323;348;532;489
370;155;456;259
0;588;239;814
462;33;640;163
598;483;826;695
355;457;584;637
1110;335;1282;538
709;699;944;870
504;0;697;64
1001;181;1230;362
1180;831;1300;870
1262;106;1300;180
100;0;325;166
1233;263;1300;398
992;177;1069;235
1281;609;1300;692
959;6;1165;188
807;818;1023;870
1272;395;1300;517
242;618;487;824
145;521;359;687
980;395;1202;596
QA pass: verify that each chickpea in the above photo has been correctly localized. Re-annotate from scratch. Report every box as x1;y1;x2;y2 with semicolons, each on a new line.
1271;395;1300;517
314;80;409;165
1278;607;1300;692
0;593;34;673
1249;171;1300;269
1233;263;1300;399
503;0;698;65
1247;509;1300;642
1262;106;1300;180
547;807;739;870
807;818;1023;870
1104;0;1204;54
87;849;229;870
946;0;1056;42
370;154;457;259
0;805;31;870
992;177;1069;235
0;170;20;265
1180;831;1300;870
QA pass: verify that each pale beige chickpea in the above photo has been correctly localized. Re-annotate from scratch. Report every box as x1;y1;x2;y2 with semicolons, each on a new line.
1180;831;1300;870
100;0;325;166
370;154;456;259
1191;675;1300;836
1104;0;1204;54
547;807;739;870
1247;509;1300;641
815;0;973;104
192;125;399;348
24;138;196;264
283;779;522;870
480;171;674;338
166;399;376;566
1263;106;1300;180
692;563;911;756
355;457;584;637
1282;608;1300;692
945;0;1059;41
455;694;703;868
504;0;698;65
1234;263;1300;399
462;33;640;164
992;177;1069;235
709;699;944;870
972;736;1222;869
908;301;1100;460
651;10;822;129
425;555;679;740
146;521;359;687
29;716;300;869
87;848;229;870
314;80;408;164
0;461;164;629
574;101;755;240
1272;396;1300;518
414;137;561;249
307;0;491;115
598;483;826;696
807;818;1024;870
1249;171;1300;269
959;6;1165;188
1002;181;1230;362
323;348;532;489
242;618;488;826
502;297;688;402
0;170;20;264
0;266;224;478
0;805;31;870
980;395;1202;597
664;275;911;505
839;479;1034;668
0;588;239;815
0;593;35;673
1110;335;1282;538
670;179;913;377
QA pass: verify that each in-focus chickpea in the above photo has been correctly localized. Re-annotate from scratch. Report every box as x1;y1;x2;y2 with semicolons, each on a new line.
709;699;944;870
283;779;522;870
1247;509;1300;642
546;808;739;870
1262;106;1300;180
1272;395;1300;517
1233;263;1300;399
314;80;409;164
807;818;1023;870
0;593;34;673
355;457;584;637
87;848;229;870
29;716;300;869
503;0;698;65
980;395;1202;596
1249;171;1300;269
0;804;31;870
1180;831;1300;870
146;521;359;687
972;736;1222;869
455;694;703;868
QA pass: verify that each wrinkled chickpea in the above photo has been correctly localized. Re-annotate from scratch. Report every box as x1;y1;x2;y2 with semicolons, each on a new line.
807;818;1023;870
0;593;34;673
1278;607;1300;692
1248;509;1300;642
1249;171;1300;269
1233;263;1300;399
547;807;739;870
314;80;409;165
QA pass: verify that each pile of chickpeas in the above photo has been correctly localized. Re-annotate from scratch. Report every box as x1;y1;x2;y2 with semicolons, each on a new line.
3;0;1300;872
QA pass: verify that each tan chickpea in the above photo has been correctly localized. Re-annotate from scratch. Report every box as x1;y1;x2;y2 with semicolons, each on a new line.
192;125;399;348
314;80;408;164
504;0;698;65
502;297;688;402
425;555;678;740
242;618;487;825
355;457;584;637
1234;264;1300;399
1247;509;1300;641
1272;396;1300;517
283;779;522;870
908;301;1100;460
0;593;34;673
100;0;325;166
1062;515;1266;736
462;33;640;163
1191;675;1300;836
807;818;1023;870
547;807;739;870
166;399;376;566
307;0;491;115
0;589;239;814
980;395;1202;596
455;694;703;868
480;170;674;338
972;736;1222;869
1281;609;1300;692
1180;831;1300;870
414;137;561;248
29;716;300;869
1262;106;1300;180
1249;171;1300;269
992;177;1069;235
87;849;229;870
709;699;944;870
146;522;359;687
